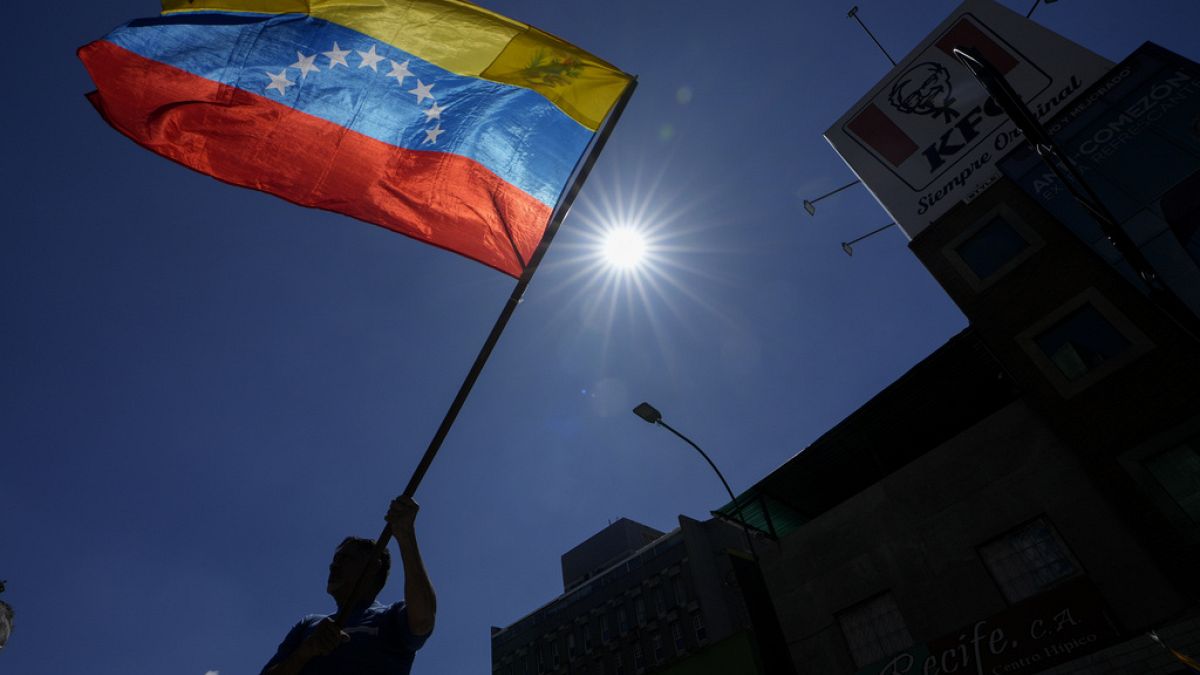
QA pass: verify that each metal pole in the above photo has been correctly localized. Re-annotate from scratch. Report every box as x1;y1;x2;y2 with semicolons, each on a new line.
655;420;759;561
804;179;861;216
333;78;639;626
848;6;897;66
651;419;796;675
810;180;861;205
841;221;896;256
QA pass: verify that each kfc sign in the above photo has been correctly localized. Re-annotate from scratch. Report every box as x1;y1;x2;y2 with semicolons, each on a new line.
826;0;1112;238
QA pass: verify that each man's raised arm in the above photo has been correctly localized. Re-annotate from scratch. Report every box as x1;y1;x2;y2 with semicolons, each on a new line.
387;496;437;636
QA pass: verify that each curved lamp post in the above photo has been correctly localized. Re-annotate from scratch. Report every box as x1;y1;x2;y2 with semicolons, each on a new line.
631;402;758;559
631;402;795;675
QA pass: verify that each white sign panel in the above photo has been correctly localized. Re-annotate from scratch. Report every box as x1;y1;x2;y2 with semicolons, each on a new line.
825;0;1112;238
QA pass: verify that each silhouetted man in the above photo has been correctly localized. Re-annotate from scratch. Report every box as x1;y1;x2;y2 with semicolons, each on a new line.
261;496;436;675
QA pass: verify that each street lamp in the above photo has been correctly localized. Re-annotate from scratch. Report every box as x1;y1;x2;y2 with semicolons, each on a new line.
631;402;795;675
632;402;758;557
801;179;861;217
840;222;896;257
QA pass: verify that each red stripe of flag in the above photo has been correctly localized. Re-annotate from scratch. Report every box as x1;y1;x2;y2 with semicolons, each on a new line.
80;40;550;278
846;103;919;167
936;18;1018;74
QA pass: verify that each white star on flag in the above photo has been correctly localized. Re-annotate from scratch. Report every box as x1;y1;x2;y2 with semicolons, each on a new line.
324;42;350;68
424;102;444;121
425;124;445;145
290;52;320;79
265;69;294;95
357;45;384;71
409;80;435;105
386;60;413;85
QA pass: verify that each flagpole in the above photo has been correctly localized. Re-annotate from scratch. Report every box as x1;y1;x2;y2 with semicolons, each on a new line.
334;77;638;626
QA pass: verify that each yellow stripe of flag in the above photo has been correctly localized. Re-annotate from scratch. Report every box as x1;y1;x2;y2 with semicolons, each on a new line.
160;0;630;130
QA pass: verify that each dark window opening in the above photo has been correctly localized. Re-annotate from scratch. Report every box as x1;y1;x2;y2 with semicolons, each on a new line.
1034;303;1131;381
956;215;1030;281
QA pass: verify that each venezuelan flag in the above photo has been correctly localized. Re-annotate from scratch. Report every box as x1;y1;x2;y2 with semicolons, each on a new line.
79;1;632;277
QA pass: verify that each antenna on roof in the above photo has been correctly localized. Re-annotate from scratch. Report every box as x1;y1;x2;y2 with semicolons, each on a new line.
847;6;897;66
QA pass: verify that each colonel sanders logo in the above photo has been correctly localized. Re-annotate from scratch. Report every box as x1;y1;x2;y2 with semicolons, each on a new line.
889;62;960;124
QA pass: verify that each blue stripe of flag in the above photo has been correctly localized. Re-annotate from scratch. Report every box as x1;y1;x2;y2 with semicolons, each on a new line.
101;12;593;207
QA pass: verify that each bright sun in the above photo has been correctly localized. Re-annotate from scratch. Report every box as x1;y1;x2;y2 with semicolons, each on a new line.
601;227;647;269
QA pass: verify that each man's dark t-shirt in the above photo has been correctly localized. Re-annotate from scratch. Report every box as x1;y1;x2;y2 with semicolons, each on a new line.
261;601;430;675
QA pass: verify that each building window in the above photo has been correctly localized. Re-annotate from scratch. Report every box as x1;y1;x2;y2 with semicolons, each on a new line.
1146;443;1200;523
633;644;645;671
618;608;629;635
673;577;686;606
584;623;593;652
836;592;914;669
602;615;612;643
568;634;576;661
955;214;1031;281
1016;289;1152;397
615;652;624;675
671;622;685;651
536;644;544;673
1033;303;1132;381
635;597;646;625
692;613;707;643
654;589;665;616
652;635;663;663
944;204;1042;290
979;517;1080;604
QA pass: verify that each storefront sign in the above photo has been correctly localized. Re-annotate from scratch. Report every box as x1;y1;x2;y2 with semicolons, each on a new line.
825;0;1111;238
998;43;1200;316
857;578;1119;675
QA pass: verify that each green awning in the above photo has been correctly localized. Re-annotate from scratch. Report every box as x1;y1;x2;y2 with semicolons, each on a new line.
713;490;808;540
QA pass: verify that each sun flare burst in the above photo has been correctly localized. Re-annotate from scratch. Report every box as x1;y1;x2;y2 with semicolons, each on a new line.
601;227;648;270
529;150;735;376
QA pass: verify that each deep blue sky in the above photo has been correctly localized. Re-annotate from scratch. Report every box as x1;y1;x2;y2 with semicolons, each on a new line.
4;1;1199;673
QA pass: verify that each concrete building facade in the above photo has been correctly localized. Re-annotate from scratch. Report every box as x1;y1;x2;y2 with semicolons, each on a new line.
491;516;766;675
724;31;1200;673
725;167;1200;674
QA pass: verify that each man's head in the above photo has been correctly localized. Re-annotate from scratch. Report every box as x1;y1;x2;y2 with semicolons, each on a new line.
327;537;391;606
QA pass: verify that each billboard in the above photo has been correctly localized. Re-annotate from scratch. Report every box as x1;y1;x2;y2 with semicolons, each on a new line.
825;0;1112;238
998;43;1200;316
